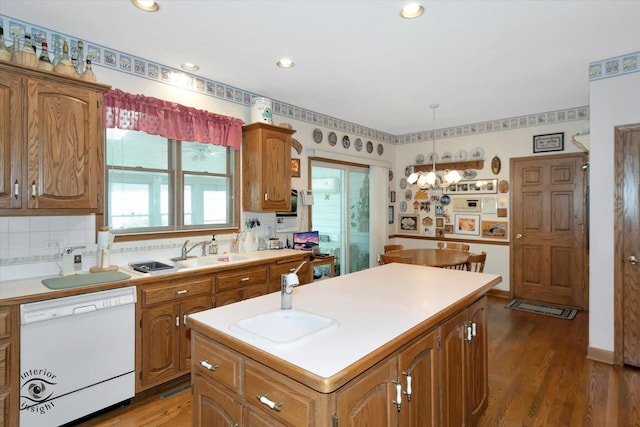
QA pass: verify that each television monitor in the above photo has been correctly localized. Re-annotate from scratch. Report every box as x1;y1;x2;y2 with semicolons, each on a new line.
293;231;319;251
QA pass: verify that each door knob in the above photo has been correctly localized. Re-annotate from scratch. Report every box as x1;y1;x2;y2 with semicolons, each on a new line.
628;255;639;265
515;233;523;240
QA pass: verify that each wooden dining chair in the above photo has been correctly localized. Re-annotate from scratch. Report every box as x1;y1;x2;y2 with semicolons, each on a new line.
467;251;487;273
441;261;470;271
379;253;414;265
437;242;470;252
384;244;404;253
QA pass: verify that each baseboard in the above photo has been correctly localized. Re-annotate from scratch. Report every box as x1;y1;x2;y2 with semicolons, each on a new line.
487;288;510;299
587;346;614;364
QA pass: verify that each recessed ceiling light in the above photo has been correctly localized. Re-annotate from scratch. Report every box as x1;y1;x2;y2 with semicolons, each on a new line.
132;0;159;12
400;2;424;19
181;62;199;72
277;58;295;69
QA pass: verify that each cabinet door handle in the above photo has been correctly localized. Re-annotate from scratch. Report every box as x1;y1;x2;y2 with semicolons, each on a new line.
257;394;282;412
465;323;473;342
471;321;477;338
175;316;179;327
402;371;412;402
199;360;218;371
392;378;402;412
14;180;18;199
264;193;268;201
31;181;37;198
183;314;187;325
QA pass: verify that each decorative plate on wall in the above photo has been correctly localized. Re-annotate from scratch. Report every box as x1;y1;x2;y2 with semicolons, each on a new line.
440;194;451;206
354;138;363;151
389;170;393;181
441;151;453;162
328;132;337;146
400;201;407;212
426;152;439;164
399;178;407;189
404;166;412;177
366;141;374;153
377;144;384;155
470;146;484;160
342;135;351;149
455;149;468;161
415;153;425;164
313;128;323;144
463;169;477;179
491;155;501;174
405;189;413;200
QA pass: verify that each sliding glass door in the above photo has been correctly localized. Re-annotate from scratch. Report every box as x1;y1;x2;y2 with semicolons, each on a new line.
310;161;370;276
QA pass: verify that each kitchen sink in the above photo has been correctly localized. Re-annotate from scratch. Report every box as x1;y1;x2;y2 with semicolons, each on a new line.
178;254;251;269
229;309;339;347
129;261;178;275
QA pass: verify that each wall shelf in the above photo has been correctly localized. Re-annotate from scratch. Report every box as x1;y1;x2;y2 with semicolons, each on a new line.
413;160;484;172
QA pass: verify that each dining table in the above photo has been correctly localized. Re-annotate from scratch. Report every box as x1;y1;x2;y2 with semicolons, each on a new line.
390;248;475;268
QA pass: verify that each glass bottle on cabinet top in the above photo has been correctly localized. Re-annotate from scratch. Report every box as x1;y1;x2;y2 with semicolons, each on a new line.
75;40;84;75
38;40;54;72
51;34;61;66
80;59;96;82
10;33;19;63
0;27;11;62
19;33;38;67
54;40;76;76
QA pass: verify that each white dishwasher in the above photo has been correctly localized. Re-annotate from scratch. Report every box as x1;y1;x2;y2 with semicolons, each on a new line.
20;286;136;427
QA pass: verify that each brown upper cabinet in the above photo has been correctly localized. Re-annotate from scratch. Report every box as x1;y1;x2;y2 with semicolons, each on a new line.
241;122;295;212
0;62;110;215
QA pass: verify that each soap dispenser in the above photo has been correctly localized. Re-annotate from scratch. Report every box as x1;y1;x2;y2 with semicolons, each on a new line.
209;235;218;255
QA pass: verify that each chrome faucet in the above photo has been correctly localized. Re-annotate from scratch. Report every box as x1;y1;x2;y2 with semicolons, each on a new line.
180;240;207;259
281;261;306;310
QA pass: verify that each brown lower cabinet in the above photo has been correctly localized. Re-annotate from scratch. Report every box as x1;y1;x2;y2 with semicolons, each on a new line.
138;253;311;392
191;295;488;427
139;277;213;389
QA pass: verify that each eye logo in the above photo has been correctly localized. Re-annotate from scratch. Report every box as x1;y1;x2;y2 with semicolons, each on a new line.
21;378;55;405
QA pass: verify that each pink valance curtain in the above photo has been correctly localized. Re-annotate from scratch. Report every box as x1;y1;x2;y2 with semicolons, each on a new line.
103;89;244;150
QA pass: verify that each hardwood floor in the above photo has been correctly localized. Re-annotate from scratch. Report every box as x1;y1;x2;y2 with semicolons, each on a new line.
75;295;640;426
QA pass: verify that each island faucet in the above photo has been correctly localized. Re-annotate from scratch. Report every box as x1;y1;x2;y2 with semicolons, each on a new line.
281;261;307;310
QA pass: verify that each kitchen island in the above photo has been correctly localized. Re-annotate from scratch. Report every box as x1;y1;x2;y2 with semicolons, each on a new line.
188;263;502;426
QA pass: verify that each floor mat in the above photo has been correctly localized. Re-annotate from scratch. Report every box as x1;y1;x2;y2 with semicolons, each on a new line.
505;299;578;320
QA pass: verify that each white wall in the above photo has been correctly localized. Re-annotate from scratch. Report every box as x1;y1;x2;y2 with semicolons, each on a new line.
391;121;588;292
589;71;640;353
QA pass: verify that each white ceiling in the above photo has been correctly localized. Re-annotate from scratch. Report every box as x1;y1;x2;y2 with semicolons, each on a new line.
3;0;640;135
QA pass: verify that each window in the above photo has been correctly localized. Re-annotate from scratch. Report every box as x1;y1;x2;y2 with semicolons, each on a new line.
105;129;238;236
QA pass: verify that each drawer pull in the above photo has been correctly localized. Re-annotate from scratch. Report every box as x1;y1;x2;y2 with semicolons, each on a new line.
176;289;188;295
257;393;282;412
240;277;250;282
199;360;218;371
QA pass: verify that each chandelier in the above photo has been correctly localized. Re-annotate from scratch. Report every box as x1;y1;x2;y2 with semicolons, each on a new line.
407;104;462;190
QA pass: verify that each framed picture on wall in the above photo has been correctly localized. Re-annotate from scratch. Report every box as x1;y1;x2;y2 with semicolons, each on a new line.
481;220;508;239
398;213;420;234
533;132;564;153
454;214;481;235
291;158;301;177
388;206;395;224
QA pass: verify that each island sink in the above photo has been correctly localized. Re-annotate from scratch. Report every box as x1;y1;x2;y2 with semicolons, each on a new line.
229;309;339;346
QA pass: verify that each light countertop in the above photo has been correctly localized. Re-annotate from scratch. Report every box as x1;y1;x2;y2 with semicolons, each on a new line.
189;263;502;380
0;249;306;302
